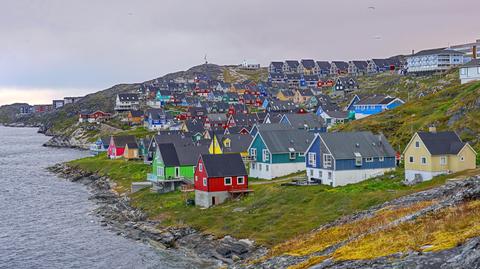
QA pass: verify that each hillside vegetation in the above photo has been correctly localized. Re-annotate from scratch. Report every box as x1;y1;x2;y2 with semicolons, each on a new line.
339;79;480;160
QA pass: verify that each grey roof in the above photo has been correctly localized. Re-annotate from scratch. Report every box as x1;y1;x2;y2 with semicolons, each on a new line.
351;60;368;69
175;144;209;166
316;61;331;70
270;61;284;69
301;59;316;69
259;129;314;153
126;142;139;149
297;88;314;96
129;110;144;117
207;113;228;122
185;119;205;134
154;133;194;147
356;95;399;105
317;94;340;111
411;48;464;57
332;61;349;70
221;134;253;153
157;143;180;166
201;153;247;177
254;123;294;132
319;132;396;159
417;131;466;155
285;60;300;68
325;110;349;118
118;93;139;101
462;59;480;68
283;113;325;129
112;135;137;147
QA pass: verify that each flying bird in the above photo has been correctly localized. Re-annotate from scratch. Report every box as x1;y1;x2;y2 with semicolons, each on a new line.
368;6;376;10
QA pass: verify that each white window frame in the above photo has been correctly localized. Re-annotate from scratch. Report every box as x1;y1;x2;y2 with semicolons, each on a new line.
440;156;447;165
237;176;244;185
250;148;257;159
199;163;203;172
195;175;198;182
379;157;384;162
262;149;270;162
289;152;296;160
203;178;207;186
323;154;332;168
365;157;374;163
460;156;465;162
308;152;317;167
421;156;427;165
224;177;232;185
266;164;269;171
157;166;164;177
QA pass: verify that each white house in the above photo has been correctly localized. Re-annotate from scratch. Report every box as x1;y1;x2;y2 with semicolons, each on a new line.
459;59;480;84
115;93;140;111
407;48;465;74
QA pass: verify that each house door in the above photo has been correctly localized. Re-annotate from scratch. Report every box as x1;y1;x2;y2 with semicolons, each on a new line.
211;196;216;206
175;167;180;178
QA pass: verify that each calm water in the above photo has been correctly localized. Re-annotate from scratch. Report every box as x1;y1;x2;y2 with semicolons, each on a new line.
0;126;213;269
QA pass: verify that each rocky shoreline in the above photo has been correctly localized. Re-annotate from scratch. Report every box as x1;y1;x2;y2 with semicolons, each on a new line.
48;163;265;268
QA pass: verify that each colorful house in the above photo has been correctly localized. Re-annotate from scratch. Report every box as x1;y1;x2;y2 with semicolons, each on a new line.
403;128;477;182
89;137;110;156
148;143;208;193
346;94;404;118
107;135;137;159
248;129;314;179
305;132;396;187
194;153;250;208
127;110;144;125
123;142;140;160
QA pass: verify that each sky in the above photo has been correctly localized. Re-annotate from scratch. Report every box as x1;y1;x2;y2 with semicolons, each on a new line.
0;0;479;105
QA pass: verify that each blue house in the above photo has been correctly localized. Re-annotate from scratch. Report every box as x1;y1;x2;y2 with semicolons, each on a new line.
156;90;173;105
346;94;404;118
145;108;171;130
89;137;110;155
305;132;396;187
248;128;314;180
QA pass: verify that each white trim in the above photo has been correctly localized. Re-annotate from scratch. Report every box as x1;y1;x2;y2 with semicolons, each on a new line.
365;157;374;162
224;177;232;185
237;176;245;185
203;177;207;186
421;156;427;165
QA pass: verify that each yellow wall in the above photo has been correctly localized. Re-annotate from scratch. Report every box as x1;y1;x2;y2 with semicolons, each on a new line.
404;133;476;173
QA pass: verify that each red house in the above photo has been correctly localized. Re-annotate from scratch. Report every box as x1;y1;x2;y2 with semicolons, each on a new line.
78;110;112;123
107;135;137;159
194;153;251;208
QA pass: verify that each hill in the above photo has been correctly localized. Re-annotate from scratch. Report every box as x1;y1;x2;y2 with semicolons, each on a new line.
338;79;480;162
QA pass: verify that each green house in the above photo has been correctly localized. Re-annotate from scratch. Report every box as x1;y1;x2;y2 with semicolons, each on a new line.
147;143;208;183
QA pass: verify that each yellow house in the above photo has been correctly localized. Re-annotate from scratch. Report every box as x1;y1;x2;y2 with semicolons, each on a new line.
123;143;140;160
209;134;223;154
276;90;295;101
403;128;476;182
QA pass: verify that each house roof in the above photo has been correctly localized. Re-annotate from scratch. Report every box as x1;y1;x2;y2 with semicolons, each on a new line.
118;93;139;101
221;134;253;153
325;110;349;119
259;129;314;153
319;131;396;159
332;61;349;70
351;61;368;69
201;153;247;177
462;59;480;68
316;61;331;70
411;48;464;57
356;95;400;105
112;135;137;147
254;123;294;132
301;59;316;69
175;144;209;166
297;88;314;96
417;131;466;155
129;110;144;117
157;143;180;166
285;60;300;68
283;113;325;129
126;142;139;149
270;62;284;69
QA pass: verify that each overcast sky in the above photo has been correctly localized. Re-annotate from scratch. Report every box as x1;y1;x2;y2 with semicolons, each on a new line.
0;0;479;105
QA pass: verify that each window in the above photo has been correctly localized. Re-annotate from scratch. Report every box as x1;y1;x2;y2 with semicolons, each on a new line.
323;154;332;168
203;178;207;186
460;68;467;75
195;176;198;181
460;156;465;162
354;152;362;166
225;140;231;148
477;67;480;74
157;167;164;177
421;156;427;165
379;157;384;162
440;156;447;165
319;170;323;178
299;153;305;157
409;156;414;163
328;172;332;180
251;163;256;169
258;163;262;171
266;165;269;171
308;152;317;167
310;169;314;176
250;148;257;159
199;163;203;172
224;177;232;185
263;149;270;162
289;152;296;160
365;157;373;163
237;176;244;185
415;141;420;148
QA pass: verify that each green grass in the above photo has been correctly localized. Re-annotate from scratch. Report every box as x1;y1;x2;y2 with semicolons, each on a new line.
115;127;156;138
68;155;149;193
68;154;474;246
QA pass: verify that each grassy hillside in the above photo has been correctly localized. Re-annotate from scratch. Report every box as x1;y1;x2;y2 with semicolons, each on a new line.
69;155;455;247
339;80;480;161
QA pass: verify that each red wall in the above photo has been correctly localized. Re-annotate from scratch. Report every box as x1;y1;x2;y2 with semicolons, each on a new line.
194;157;248;192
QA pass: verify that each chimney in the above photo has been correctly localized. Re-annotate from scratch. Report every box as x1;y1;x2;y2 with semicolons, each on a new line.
473;45;477;59
429;126;437;133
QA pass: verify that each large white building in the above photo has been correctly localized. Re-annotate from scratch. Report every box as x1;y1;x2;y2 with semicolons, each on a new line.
406;48;465;74
450;39;480;59
460;59;480;84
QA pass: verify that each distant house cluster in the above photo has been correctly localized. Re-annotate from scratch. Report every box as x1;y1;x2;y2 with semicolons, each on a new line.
18;96;84;115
